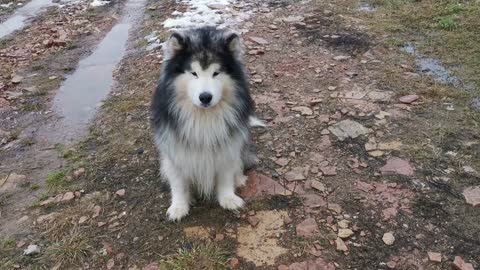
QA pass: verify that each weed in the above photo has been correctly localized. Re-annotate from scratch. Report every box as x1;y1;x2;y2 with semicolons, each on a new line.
45;171;66;190
438;16;458;30
160;244;228;270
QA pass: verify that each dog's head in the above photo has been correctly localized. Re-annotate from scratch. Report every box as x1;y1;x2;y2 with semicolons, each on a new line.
163;27;243;109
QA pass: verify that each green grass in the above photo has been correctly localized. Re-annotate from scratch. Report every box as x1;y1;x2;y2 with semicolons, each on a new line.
438;16;458;30
46;171;66;190
160;244;228;270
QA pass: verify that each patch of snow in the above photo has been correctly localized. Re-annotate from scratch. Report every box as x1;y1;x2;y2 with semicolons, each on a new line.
90;0;110;7
163;0;251;30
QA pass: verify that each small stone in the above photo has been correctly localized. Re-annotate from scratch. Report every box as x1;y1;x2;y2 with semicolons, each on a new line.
386;261;396;269
248;216;260;227
335;238;348;251
230;257;240;268
284;216;293;225
23;244;40;255
292;106;313;116
250;36;269;45
329;120;370;141
37;213;56;223
453;256;474;270
115;189;126;196
275;158;289;167
17;215;29;224
338;220;349;229
382;232;395;245
333;55;350;61
61;192;75;202
399;95;419;104
285;167;305;181
11;75;23;84
107;259;115;270
338;229;354;239
463;186;480;207
327;203;342;214
93;205;102;218
214;233;224;241
319;166;337;176
311;180;326;192
427;252;441;263
368;150;384;157
296;218;319;237
380;157;415;176
73;168;85;178
328;86;337;91
463;166;476;174
79;216;89;224
278;265;288;270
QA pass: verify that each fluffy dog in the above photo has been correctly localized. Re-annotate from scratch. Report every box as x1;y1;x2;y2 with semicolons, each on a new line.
151;27;263;221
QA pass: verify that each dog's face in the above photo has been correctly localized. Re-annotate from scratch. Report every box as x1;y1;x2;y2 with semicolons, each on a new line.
163;28;243;109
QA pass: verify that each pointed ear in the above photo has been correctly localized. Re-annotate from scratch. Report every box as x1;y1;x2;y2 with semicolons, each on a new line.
225;32;242;58
163;32;184;59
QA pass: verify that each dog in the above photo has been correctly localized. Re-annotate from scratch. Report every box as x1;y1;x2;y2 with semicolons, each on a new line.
151;27;264;221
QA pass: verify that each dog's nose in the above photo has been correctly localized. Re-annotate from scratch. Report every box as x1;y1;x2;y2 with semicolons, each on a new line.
199;92;213;106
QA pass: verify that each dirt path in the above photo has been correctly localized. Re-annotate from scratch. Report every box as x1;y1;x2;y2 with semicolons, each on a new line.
1;0;479;269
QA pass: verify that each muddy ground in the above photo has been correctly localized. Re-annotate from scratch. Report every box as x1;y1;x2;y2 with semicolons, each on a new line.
1;0;479;269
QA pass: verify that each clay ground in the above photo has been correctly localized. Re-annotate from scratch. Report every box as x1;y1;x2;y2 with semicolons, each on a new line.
1;0;479;269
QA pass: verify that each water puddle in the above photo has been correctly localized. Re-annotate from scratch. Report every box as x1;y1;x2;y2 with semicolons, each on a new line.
0;0;53;39
401;42;474;91
50;0;146;142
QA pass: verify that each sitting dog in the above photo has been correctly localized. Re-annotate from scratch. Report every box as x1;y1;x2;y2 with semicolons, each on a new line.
151;27;264;221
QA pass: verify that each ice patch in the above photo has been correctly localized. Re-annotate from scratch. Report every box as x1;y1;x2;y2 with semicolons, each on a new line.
90;0;110;7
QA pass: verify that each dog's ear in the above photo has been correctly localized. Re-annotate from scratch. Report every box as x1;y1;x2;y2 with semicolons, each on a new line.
225;32;242;58
164;32;184;59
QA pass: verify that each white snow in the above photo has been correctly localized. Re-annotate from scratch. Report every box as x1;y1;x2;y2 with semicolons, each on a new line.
90;0;110;7
163;0;250;29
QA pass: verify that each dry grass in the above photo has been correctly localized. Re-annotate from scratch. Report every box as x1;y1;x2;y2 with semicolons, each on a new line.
42;229;93;267
160;244;229;270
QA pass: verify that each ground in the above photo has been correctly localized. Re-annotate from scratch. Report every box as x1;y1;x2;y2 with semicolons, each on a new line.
1;0;479;269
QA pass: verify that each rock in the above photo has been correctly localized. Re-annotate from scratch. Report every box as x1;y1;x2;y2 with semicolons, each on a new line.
328;120;370;141
115;189;126;196
11;75;23;84
296;218;319;237
37;213;56;223
335;238;348;251
311;180;326;192
214;233;224;241
281;16;304;22
107;259;115;270
365;138;377;151
382;232;395;245
453;256;474;270
248;216;260;227
239;171;292;199
386;261;396;269
427;252;441;263
79;216;89;224
278;265;288;270
143;262;160;270
463;166;476;174
399;95;419;104
73;168;85;178
338;220;349;229
377;141;403;151
0;173;26;192
292;106;313;116
463;186;480;207
285;167;306;181
17;215;29;224
302;194;327;208
319;166;336;176
338;229;354;239
230;257;240;268
61;191;75;202
368;150;385;157
333;55;350;61
250;36;268;45
382;207;398;220
380;157;415;176
93;205;102;218
327;203;342;214
23;244;40;255
275;158;290;167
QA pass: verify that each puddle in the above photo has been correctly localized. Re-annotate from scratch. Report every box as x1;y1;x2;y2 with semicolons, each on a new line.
50;0;146;142
401;42;474;90
358;2;376;12
0;0;53;39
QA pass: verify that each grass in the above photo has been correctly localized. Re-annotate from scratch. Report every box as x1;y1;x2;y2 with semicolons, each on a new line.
160;244;229;270
45;171;66;190
364;0;480;90
42;230;92;267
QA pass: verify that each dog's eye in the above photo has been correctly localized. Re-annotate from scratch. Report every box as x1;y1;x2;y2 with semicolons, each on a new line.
213;72;219;77
191;72;197;77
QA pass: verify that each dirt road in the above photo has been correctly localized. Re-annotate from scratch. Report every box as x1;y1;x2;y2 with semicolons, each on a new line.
1;0;479;269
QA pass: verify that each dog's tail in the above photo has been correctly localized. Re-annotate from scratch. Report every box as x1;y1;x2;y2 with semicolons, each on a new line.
248;116;267;128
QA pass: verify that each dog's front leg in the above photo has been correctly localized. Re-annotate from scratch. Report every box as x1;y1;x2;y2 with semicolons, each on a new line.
161;158;191;221
217;163;245;210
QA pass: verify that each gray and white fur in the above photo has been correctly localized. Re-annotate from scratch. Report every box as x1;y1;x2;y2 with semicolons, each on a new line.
151;27;264;221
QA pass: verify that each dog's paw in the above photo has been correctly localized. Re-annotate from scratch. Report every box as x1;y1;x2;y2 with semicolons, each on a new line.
167;203;190;222
218;194;245;210
235;174;248;188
